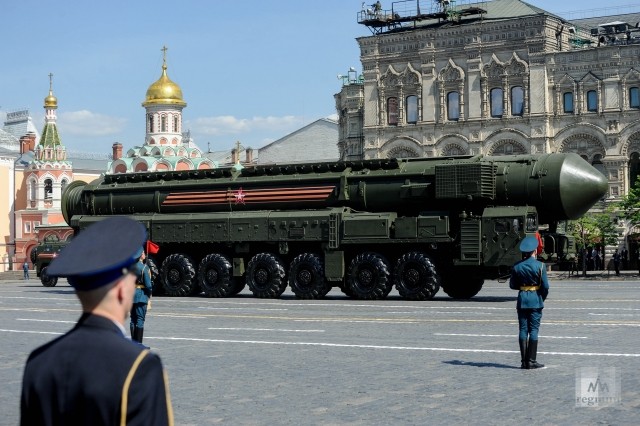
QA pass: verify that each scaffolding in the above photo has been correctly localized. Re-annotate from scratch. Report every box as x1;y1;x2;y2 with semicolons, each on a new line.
358;0;486;35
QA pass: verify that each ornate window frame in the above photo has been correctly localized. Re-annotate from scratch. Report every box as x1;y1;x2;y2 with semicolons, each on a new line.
579;73;602;114
481;55;505;119
555;74;577;115
622;69;640;110
379;64;422;126
504;53;529;117
437;59;465;122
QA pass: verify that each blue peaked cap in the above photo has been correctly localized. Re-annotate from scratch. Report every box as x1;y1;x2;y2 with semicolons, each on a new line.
47;217;146;290
519;235;539;253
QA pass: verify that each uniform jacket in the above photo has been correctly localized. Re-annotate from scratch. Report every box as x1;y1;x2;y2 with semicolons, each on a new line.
133;260;152;304
21;313;172;426
509;255;549;309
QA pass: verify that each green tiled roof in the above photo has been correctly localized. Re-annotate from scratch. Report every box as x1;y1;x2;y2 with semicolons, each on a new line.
39;123;62;148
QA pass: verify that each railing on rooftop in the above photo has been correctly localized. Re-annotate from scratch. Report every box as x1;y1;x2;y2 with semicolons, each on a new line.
358;0;486;35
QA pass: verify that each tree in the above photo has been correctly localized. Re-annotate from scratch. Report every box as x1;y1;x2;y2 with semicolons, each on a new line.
568;202;620;275
568;216;599;276
619;178;640;227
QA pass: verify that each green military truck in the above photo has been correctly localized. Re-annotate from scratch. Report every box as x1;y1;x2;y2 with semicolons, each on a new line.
60;153;607;300
31;236;68;287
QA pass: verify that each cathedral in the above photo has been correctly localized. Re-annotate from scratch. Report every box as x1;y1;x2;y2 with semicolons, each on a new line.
12;75;75;265
108;48;215;173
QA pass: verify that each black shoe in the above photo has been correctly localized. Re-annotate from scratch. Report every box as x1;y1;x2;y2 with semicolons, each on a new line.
134;328;149;349
519;339;528;369
527;340;545;369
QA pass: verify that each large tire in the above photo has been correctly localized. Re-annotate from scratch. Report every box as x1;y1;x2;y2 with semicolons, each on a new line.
160;254;197;296
40;266;58;287
289;253;330;299
197;254;235;297
147;257;163;296
346;252;392;300
246;253;286;298
393;252;440;300
441;271;484;299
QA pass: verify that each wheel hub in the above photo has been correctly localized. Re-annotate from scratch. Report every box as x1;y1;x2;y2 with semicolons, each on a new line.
168;268;180;284
206;269;219;284
255;268;269;285
298;269;312;286
404;268;420;287
358;268;373;286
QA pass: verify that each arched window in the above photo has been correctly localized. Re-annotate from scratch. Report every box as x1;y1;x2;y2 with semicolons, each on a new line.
406;95;418;124
447;91;460;121
387;97;398;125
161;116;167;132
172;115;179;132
61;178;68;195
148;114;154;132
563;92;574;113
490;88;503;118
511;86;524;116
630;87;640;109
587;90;598;112
44;179;53;199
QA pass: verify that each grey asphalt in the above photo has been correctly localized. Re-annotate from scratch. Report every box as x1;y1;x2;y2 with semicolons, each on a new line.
1;277;638;425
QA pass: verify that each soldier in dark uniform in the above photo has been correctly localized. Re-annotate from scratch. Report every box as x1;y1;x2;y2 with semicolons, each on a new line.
131;250;152;344
509;235;550;369
20;217;174;425
613;249;621;276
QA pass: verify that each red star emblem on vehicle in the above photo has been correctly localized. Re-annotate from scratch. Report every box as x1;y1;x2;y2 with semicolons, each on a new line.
234;187;246;204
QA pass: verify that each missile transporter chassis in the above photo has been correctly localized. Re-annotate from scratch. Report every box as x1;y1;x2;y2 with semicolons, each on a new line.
62;153;608;300
31;239;68;287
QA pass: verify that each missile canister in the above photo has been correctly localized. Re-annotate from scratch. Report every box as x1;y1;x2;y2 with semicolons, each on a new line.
63;153;606;225
60;152;607;301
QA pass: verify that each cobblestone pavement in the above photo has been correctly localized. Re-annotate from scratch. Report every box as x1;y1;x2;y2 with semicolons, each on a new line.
1;278;638;425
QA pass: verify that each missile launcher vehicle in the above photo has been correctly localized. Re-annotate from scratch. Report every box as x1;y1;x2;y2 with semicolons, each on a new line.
60;152;607;300
31;237;68;287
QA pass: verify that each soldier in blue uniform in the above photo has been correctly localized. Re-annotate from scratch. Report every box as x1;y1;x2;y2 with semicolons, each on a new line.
20;217;174;425
131;250;152;344
509;235;549;369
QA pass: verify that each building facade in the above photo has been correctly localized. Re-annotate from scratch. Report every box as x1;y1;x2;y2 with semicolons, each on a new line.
338;0;640;193
336;0;640;253
1;80;106;271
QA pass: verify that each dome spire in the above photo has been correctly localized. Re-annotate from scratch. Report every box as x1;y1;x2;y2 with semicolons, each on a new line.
142;46;186;107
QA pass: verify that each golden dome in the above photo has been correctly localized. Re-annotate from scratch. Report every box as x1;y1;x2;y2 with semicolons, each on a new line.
142;63;186;107
44;90;58;108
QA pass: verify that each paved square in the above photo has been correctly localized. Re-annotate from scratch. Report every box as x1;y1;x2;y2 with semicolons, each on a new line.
1;277;638;424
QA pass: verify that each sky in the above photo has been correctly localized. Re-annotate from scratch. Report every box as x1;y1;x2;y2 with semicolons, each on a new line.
1;0;639;155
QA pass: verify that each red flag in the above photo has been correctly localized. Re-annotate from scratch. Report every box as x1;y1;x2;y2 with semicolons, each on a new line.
146;240;160;255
